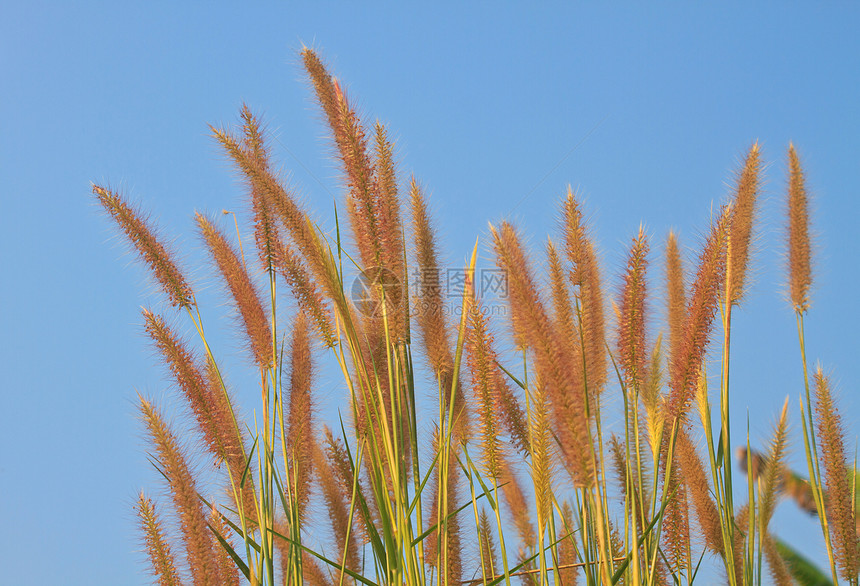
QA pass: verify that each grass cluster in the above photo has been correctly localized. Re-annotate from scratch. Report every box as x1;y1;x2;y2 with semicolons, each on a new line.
96;48;858;586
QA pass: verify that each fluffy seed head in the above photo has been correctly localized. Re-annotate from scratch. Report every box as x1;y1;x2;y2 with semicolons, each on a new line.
676;429;723;555
285;314;315;521
466;300;503;479
498;454;536;548
135;492;181;586
272;236;336;347
814;368;859;579
665;231;686;372
727;142;761;305
94;185;193;308
562;189;607;402
142;309;247;487
410;179;469;435
314;436;361;574
237;106;279;273
617;227;649;392
478;509;499;578
492;220;594;486
197;213;273;369
665;206;729;426
787;144;813;313
759;398;790;527
139;396;219;585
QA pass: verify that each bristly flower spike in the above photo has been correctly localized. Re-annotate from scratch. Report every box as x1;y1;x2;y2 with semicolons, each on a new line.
814;368;860;579
139;396;219;586
196;212;273;369
727;142;761;305
787;143;812;313
136;492;182;586
94;185;194;308
617;226;649;392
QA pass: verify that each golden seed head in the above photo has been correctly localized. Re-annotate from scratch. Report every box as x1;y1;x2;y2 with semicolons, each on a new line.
196;213;273;369
94;185;193;308
617;227;649;392
787;143;813;313
727;142;761;305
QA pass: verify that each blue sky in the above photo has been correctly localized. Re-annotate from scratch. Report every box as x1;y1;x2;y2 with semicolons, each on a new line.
2;3;859;584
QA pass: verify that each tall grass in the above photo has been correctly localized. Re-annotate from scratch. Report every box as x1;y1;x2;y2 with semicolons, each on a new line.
98;49;857;585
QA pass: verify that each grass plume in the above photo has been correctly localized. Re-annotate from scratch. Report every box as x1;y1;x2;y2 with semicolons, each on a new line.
814;368;860;580
95;46;859;586
93;185;193;308
136;492;182;586
197;212;274;369
139;396;220;585
727;142;761;305
787;143;812;313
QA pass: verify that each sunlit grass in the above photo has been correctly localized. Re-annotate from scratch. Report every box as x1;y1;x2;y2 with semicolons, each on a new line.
98;49;857;586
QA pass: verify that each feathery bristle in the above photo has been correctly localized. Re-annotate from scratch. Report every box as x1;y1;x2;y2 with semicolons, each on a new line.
558;501;579;585
546;239;584;395
665;232;686;371
492;220;593;486
495;372;530;456
466;299;503;479
238;106;279;273
529;378;555;523
303;48;386;278
424;434;464;585
665;206;729;426
814;368;859;579
546;239;576;338
727;142;761;304
143;310;252;515
760;398;790;526
662;471;691;574
332;80;385;273
609;435;654;554
272;236;336;347
202;355;257;521
373;122;407;337
239;103;267;160
730;506;748;586
440;469;464;585
93;185;193;308
409;179;469;434
498;454;536;548
300;553;331;586
139;396;219;585
617;227;649;392
285;314;315;521
197;213;273;369
410;179;453;375
676;429;723;555
478;508;499;579
136;492;181;586
301;49;341;129
143;310;238;463
752;400;792;586
787;144;812;313
211;125;341;308
323;426;371;545
562;189;607;400
608;436;636;510
642;338;665;458
763;534;793;586
314;436;361;575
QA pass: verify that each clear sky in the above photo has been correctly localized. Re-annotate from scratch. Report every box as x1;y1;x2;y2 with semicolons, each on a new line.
2;2;859;584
